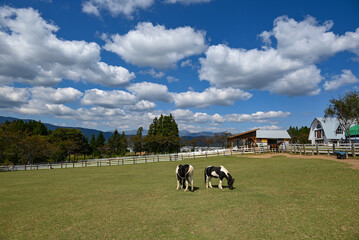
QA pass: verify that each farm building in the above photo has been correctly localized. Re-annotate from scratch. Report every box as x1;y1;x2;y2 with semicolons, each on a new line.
227;129;291;150
308;117;345;145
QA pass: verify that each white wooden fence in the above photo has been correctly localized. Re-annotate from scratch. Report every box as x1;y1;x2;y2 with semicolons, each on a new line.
2;143;357;172
0;147;270;172
281;143;359;158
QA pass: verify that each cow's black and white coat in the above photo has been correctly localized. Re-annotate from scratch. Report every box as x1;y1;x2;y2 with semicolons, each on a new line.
176;164;194;192
204;166;234;190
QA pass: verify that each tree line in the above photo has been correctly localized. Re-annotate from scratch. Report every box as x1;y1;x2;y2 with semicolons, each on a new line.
0;114;182;165
287;126;311;144
0;119;130;165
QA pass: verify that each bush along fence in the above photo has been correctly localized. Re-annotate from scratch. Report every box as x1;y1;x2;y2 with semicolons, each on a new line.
0;147;271;172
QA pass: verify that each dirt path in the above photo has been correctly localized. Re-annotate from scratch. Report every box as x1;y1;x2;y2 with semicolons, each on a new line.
239;153;359;170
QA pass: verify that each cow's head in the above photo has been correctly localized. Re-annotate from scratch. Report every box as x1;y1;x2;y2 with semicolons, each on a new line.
228;178;235;190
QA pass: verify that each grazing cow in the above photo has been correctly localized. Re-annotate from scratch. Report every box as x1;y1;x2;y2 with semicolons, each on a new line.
176;164;194;192
204;166;235;190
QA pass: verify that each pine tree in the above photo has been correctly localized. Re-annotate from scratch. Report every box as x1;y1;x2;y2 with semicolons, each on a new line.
145;114;180;153
133;127;143;155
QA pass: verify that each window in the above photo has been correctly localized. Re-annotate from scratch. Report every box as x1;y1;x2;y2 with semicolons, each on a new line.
316;123;322;129
316;130;322;138
336;126;343;134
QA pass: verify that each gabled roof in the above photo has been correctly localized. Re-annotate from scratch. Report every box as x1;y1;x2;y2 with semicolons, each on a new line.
227;129;291;139
256;130;291;139
227;128;258;139
311;117;343;140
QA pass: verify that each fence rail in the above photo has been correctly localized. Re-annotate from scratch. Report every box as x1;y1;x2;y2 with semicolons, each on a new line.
2;143;357;172
0;147;270;172
282;143;359;158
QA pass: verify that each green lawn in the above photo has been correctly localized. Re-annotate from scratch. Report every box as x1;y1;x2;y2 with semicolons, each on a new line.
1;155;359;239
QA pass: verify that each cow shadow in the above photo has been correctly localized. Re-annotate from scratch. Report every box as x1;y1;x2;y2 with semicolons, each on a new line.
210;185;237;190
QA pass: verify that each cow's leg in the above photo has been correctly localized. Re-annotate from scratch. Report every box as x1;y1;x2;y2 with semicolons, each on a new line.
184;179;189;192
190;176;194;192
177;178;183;190
218;179;223;189
205;175;209;188
209;177;213;188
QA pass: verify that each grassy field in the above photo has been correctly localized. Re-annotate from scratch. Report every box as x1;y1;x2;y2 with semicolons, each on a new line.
1;155;359;239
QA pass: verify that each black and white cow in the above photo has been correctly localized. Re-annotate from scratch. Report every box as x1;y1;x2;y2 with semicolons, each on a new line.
204;166;235;190
176;164;194;192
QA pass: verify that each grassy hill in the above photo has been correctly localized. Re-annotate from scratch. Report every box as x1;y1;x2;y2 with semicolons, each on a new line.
1;155;358;239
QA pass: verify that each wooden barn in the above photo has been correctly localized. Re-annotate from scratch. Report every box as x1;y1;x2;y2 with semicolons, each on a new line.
227;128;291;149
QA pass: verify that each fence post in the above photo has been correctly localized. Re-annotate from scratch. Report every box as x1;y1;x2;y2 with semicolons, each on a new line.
333;144;336;153
73;162;75;168
170;155;172;161
85;161;87;167
100;161;102;167
316;144;319;155
158;156;159;162
109;160;111;166
303;144;306;155
122;158;124;165
145;156;147;163
352;143;355;158
61;163;63;168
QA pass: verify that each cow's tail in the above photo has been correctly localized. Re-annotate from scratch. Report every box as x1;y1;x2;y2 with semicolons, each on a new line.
204;167;207;184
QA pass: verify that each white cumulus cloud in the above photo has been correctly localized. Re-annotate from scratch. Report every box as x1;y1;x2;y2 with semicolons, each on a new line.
0;86;30;108
0;6;135;87
323;70;359;91
225;111;291;123
82;0;154;17
30;87;83;104
81;89;137;108
199;16;359;96
103;22;207;69
127;82;173;102
172;87;252;108
262;16;359;64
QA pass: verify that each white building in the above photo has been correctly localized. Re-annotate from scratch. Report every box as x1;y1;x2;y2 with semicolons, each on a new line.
308;117;345;145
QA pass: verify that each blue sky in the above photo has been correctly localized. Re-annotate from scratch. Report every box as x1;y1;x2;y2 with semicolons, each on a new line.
0;0;358;134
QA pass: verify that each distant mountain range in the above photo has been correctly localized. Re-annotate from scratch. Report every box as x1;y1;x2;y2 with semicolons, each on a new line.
0;116;217;140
